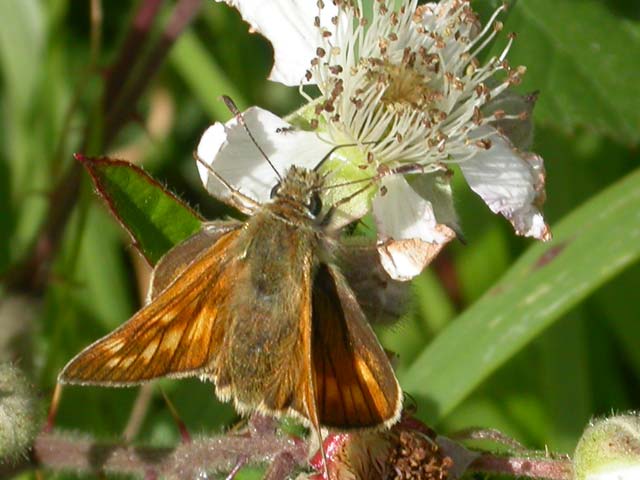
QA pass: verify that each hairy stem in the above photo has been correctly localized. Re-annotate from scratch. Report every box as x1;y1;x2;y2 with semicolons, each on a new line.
2;428;308;480
468;452;573;480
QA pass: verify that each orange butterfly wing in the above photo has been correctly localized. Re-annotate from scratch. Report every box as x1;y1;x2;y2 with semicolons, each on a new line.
311;264;402;429
58;228;242;386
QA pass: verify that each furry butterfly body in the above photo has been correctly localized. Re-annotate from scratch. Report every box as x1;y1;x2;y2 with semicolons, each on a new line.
59;166;402;430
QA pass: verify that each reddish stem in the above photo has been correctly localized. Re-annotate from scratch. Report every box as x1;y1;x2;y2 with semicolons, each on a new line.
433;250;464;309
469;453;573;480
0;428;308;479
104;0;203;145
3;164;84;293
103;0;164;108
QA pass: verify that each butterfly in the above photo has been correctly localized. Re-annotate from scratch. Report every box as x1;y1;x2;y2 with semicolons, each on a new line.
58;160;405;436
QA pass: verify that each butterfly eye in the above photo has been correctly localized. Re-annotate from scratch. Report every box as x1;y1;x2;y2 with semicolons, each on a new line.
307;192;323;216
270;183;281;199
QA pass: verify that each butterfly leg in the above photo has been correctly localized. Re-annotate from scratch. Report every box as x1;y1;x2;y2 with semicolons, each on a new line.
193;151;260;215
304;391;330;480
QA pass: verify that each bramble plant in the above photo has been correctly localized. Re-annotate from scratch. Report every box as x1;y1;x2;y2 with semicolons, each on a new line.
0;1;639;479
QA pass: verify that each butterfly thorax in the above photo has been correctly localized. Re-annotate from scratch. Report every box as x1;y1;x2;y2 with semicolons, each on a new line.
265;166;324;226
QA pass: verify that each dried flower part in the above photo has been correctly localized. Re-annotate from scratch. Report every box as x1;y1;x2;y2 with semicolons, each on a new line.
309;417;455;479
385;428;453;479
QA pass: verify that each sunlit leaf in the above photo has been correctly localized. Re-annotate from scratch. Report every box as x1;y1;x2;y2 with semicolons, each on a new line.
502;0;640;144
78;155;203;265
402;167;640;420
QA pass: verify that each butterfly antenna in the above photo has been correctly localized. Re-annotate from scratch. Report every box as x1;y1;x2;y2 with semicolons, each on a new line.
313;139;381;175
335;182;375;209
315;145;422;194
320;162;429;219
318;175;377;191
193;151;261;211
193;151;236;192
220;95;282;181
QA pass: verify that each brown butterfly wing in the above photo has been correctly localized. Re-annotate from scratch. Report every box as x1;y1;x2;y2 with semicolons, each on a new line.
58;228;242;386
148;220;241;301
311;263;402;429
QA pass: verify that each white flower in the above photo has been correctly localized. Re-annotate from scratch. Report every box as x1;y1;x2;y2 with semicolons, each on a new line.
201;0;551;279
196;106;333;212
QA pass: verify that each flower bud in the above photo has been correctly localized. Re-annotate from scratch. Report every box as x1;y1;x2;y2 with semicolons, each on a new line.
573;413;640;480
0;363;41;461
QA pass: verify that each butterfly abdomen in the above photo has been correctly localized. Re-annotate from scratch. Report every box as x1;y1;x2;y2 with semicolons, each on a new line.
218;212;316;410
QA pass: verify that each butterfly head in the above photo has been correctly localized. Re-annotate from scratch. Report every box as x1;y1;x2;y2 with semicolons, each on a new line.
270;166;324;218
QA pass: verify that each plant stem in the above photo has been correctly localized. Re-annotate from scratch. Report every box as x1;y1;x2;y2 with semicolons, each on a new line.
2;428;308;479
468;452;573;480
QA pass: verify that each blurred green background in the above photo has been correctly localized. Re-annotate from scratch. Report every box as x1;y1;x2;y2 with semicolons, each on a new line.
0;0;639;478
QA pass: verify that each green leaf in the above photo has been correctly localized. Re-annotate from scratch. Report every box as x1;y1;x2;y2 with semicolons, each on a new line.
78;155;203;265
501;0;640;145
401;167;640;421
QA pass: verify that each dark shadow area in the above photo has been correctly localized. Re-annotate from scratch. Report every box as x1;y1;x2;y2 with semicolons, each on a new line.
603;0;640;21
0;155;15;274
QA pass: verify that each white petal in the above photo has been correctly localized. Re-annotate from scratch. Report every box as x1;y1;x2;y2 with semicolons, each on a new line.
373;176;455;280
410;172;461;236
373;176;451;244
217;0;338;86
589;465;640;480
459;126;551;241
197;107;333;207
